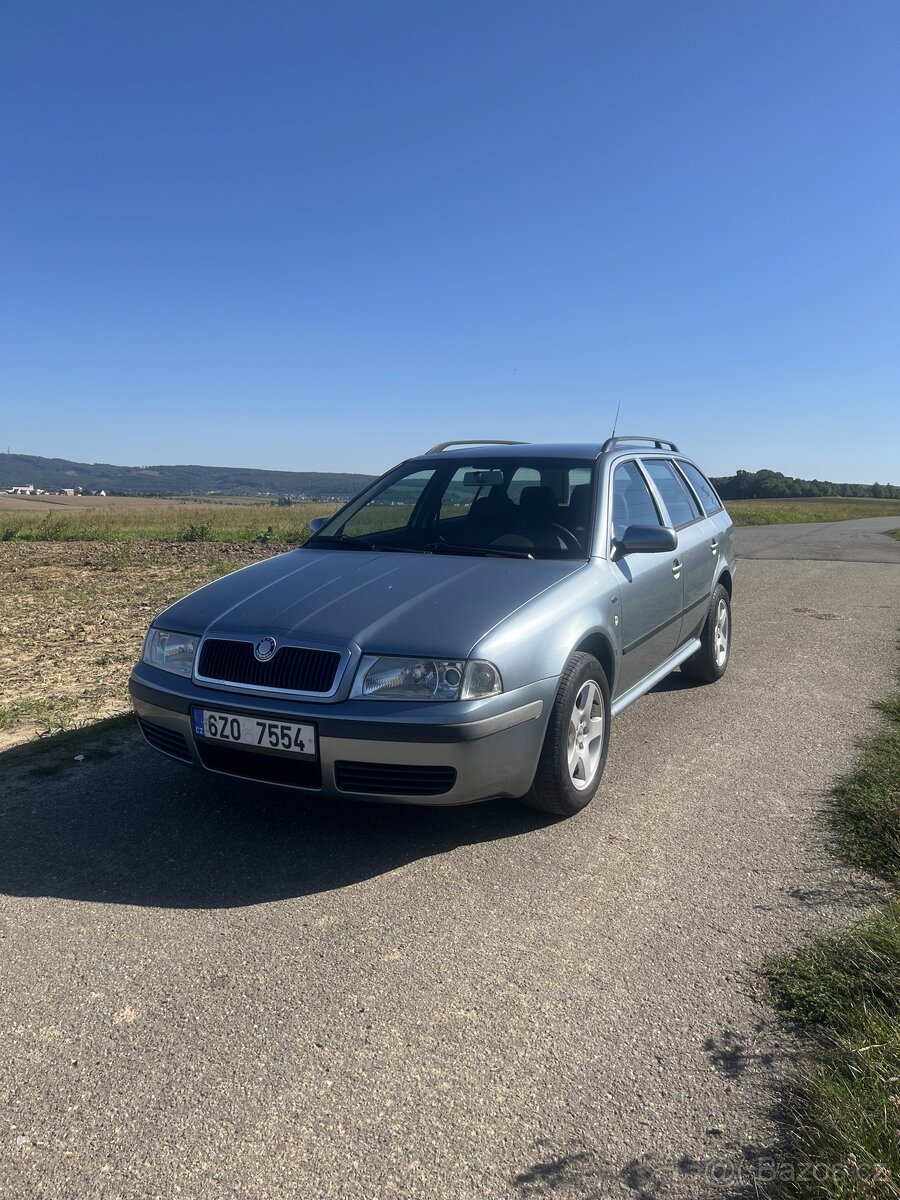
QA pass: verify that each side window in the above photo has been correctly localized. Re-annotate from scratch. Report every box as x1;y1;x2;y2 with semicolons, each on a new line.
677;461;723;515
641;459;702;528
439;467;483;522
566;467;594;531
341;470;434;537
567;466;592;496
612;462;662;541
507;466;541;503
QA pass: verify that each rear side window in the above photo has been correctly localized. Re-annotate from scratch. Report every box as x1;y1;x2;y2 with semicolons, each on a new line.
641;459;702;528
439;467;487;521
612;462;662;540
677;461;723;514
507;466;541;503
567;466;592;495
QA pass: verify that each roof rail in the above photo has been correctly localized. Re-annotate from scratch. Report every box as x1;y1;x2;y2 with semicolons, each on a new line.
426;439;528;454
600;435;679;453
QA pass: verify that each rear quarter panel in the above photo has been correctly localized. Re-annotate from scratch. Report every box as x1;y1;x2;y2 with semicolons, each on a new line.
711;508;736;587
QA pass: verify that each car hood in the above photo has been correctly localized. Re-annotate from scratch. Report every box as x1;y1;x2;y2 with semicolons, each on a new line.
157;547;585;658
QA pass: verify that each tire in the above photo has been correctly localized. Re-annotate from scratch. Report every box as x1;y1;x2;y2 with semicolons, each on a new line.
521;652;611;817
681;583;732;683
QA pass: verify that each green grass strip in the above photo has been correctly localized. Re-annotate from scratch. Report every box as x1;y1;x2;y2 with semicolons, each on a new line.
761;690;900;1197
729;499;900;526
831;695;900;881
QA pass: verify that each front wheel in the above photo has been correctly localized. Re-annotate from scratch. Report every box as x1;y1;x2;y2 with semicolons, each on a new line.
682;583;732;683
521;652;611;817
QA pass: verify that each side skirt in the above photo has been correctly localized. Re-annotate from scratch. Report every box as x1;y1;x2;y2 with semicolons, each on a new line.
610;638;702;718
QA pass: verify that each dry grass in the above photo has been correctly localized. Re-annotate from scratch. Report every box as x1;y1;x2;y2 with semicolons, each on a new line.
0;540;278;748
3;492;900;540
0;498;338;543
0;491;278;513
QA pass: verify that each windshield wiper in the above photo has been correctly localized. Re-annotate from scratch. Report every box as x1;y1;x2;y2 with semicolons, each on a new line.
306;535;422;553
308;535;533;559
306;535;376;550
424;542;534;560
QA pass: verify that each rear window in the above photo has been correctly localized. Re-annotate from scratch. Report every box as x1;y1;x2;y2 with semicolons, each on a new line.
677;461;723;515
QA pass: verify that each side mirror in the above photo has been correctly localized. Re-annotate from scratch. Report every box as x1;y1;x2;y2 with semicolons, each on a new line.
616;524;678;555
308;516;330;534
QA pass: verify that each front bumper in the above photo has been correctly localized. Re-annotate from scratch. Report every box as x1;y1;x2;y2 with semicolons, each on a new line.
128;662;552;805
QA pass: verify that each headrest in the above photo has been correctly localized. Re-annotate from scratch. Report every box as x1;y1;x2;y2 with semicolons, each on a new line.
568;483;591;524
469;491;515;522
518;485;558;520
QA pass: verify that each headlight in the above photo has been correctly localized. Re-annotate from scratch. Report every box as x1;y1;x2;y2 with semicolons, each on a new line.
351;656;503;701
141;628;198;678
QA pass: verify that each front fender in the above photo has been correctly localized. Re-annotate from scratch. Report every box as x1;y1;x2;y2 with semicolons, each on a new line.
471;559;621;693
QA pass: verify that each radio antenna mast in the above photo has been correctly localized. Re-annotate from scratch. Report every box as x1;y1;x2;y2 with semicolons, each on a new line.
610;398;622;439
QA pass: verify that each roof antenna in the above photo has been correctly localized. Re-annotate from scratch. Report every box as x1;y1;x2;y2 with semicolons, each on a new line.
610;398;622;440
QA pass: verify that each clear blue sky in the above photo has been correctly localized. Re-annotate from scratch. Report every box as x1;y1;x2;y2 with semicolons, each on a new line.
2;0;898;481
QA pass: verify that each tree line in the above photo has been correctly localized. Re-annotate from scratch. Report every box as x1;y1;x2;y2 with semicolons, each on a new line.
710;468;900;501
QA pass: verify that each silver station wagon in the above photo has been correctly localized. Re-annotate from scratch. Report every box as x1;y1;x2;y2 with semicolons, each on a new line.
130;436;734;817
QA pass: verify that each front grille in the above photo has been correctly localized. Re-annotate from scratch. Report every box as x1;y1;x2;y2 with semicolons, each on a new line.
197;742;322;789
138;718;192;762
334;761;457;797
197;639;341;694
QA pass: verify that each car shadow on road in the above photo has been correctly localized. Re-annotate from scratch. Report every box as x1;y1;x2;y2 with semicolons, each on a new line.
511;1140;776;1197
648;667;707;695
0;721;552;909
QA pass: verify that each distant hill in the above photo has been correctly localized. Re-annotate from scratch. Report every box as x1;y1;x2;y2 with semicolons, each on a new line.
0;453;376;500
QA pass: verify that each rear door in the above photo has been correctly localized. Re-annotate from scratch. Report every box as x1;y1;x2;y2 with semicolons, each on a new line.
610;460;684;695
675;458;731;622
640;457;711;645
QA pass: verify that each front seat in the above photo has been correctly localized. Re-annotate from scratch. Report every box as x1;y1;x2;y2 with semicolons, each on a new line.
518;485;559;525
469;490;517;527
566;484;591;548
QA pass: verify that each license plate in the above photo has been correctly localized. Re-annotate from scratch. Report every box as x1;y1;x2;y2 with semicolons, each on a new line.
192;709;317;759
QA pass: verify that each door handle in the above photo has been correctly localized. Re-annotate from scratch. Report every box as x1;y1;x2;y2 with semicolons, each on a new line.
672;559;682;576
710;539;718;555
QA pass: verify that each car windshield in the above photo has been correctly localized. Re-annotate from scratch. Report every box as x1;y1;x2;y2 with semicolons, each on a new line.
306;456;597;560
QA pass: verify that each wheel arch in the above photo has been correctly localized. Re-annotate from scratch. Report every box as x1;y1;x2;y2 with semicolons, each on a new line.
572;630;616;694
716;567;733;597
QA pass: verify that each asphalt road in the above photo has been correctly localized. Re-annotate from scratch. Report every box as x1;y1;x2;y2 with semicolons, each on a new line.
735;513;900;562
2;518;898;1199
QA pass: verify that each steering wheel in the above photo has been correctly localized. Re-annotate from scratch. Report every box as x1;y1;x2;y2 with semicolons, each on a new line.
549;523;581;552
